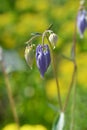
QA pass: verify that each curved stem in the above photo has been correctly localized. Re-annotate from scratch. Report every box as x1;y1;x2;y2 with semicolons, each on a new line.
26;24;53;45
26;34;42;45
42;30;52;46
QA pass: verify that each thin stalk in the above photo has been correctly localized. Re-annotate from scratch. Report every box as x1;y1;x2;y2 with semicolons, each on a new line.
62;63;77;112
26;34;41;44
1;60;20;130
62;16;77;130
69;16;77;130
42;30;53;46
62;13;77;112
26;24;53;45
70;76;77;130
52;52;62;110
46;36;62;110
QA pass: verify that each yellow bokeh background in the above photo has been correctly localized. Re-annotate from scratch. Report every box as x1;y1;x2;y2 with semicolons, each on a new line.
2;124;47;130
0;0;87;129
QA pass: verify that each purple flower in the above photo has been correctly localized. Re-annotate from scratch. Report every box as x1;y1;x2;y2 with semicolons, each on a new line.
77;10;87;38
36;44;51;77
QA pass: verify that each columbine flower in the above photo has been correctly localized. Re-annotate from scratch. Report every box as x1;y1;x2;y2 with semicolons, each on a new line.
36;44;51;77
25;44;35;69
77;9;87;38
49;32;58;49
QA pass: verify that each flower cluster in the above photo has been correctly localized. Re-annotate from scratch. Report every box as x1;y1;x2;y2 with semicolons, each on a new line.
24;1;87;129
25;31;58;77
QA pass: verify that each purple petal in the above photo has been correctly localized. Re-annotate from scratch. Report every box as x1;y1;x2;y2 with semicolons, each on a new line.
44;44;51;69
77;10;87;37
36;44;51;77
80;18;87;33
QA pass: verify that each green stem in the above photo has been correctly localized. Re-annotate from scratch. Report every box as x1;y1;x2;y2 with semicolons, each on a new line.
52;51;62;110
61;15;77;130
26;24;53;45
62;12;77;112
69;15;77;130
26;34;41;44
46;36;62;110
62;63;77;112
70;75;77;130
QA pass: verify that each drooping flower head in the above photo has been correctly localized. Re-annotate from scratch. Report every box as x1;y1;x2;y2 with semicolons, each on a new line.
77;9;87;38
36;44;51;77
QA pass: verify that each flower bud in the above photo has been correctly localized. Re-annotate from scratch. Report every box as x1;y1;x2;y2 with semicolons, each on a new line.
49;33;58;49
36;44;51;77
77;9;87;38
80;0;85;6
25;44;35;69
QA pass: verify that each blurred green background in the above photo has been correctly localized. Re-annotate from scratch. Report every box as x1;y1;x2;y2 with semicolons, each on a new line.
0;0;87;130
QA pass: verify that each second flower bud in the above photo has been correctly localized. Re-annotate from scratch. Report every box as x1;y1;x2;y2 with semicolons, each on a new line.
49;32;58;49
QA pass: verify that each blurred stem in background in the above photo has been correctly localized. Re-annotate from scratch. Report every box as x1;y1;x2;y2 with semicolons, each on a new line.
0;47;20;130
